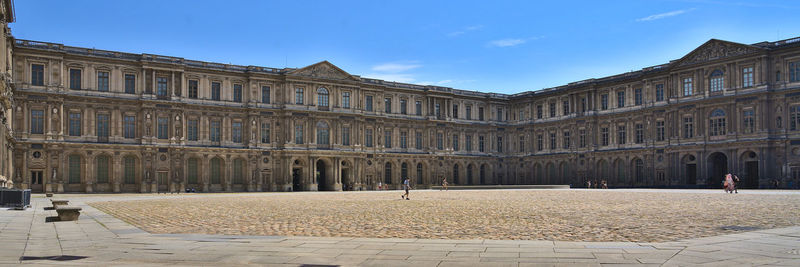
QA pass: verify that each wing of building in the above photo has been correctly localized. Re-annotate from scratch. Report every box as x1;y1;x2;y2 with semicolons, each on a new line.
8;29;800;192
0;0;14;189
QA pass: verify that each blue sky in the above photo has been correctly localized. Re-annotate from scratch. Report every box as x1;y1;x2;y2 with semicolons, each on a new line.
12;0;800;94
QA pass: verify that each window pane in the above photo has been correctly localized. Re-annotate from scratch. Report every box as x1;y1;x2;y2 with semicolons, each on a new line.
125;74;136;94
97;71;109;92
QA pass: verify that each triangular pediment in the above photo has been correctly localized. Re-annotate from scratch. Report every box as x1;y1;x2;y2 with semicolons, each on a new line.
288;61;360;81
674;39;763;68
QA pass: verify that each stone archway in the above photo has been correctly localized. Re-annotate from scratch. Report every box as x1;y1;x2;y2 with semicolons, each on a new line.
707;152;728;186
291;159;305;192
341;160;353;191
316;159;335;191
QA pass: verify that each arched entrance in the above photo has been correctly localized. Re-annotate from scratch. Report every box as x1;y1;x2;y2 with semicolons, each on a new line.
467;164;474;185
741;151;759;188
682;154;697;185
316;159;333;191
341;160;353;191
453;164;460;185
292;159;304;191
479;164;486;185
707;152;728;186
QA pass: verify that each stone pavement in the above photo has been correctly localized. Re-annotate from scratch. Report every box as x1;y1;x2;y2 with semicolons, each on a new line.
0;190;798;266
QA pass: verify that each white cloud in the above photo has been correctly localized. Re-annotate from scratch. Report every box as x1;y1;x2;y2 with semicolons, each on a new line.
636;8;695;22
447;25;484;37
488;38;526;47
371;62;422;73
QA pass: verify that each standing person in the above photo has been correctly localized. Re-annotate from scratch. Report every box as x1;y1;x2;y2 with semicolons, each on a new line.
442;177;448;191
602;180;608;189
586;180;591;189
723;174;734;193
401;177;411;200
732;175;740;194
377;181;382;191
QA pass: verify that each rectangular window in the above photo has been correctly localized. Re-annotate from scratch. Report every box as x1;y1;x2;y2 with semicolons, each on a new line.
497;108;503;121
478;107;484;121
415;101;422;116
579;129;586;148
96;114;109;140
399;99;407;114
232;122;242;143
262;86;271;104
743;110;755;133
453;134;459;151
31;64;44;86
453;104;459;119
601;127;609;146
69;155;81;184
537;134;543;151
295;88;304;104
562;101;569;115
655;84;664;102
30;109;44;134
635;123;644;144
365;95;373;111
617;91;625;108
385;98;392;113
563;131;570;149
466;105;472;120
157;117;168;139
210;121;221;142
581;97;586;113
188;80;198;98
777;71;782;82
415;131;422;149
437;133;443;150
656;120;665;141
617;125;626;145
537;105;543;119
683;77;693;96
97;71;109;92
683;117;694;138
709;117;727;136
125;157;136;184
233;84;242;103
342;127;350;146
601;94;609;110
791;106;800;131
365;129;373;147
124;115;136;139
294;125;304;144
634;88;642;106
157;77;168;97
435;103;441;118
549;133;556;150
518;135;524;153
69;112;81;136
400;131;407;148
69;69;81;90
497;136;503;152
549;103;556;117
261;122;270;143
384;130;392;148
478;135;485;152
342;92;350;108
466;135;472;151
187;119;198;141
790;62;800;82
124;74;136;94
211;82;221;100
742;67;754;87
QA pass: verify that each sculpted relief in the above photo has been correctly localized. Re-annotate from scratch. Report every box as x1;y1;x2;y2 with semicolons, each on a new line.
292;62;355;81
678;41;760;67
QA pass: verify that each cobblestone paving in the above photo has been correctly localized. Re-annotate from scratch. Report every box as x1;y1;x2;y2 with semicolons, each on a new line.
90;190;800;242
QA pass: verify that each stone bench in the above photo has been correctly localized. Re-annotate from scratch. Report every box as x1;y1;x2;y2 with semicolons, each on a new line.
50;199;69;209
45;193;53;197
55;206;82;221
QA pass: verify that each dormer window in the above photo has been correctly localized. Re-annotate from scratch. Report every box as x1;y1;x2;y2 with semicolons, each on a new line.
710;69;724;92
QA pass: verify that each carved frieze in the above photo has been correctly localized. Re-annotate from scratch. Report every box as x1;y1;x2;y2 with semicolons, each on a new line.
677;41;761;67
291;62;356;81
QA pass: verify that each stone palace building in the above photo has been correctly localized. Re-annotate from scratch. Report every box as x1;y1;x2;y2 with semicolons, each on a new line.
7;32;800;192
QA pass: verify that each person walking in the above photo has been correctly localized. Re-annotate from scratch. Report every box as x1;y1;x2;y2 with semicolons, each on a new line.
401;177;411;200
732;175;740;194
377;181;382;190
441;177;448;191
723;174;734;193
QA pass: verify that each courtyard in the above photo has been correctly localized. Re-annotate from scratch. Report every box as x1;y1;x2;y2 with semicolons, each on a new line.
90;189;800;243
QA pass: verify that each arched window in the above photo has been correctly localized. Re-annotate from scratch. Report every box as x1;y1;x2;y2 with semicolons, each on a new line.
233;158;244;184
709;109;727;136
401;163;408;180
416;163;423;184
453;164;460;185
68;155;81;184
316;121;329;145
384;162;392;184
187;158;198;184
211;158;222;184
635;158;644;183
317;87;329;107
123;156;136;184
96;155;110;183
710;69;724;92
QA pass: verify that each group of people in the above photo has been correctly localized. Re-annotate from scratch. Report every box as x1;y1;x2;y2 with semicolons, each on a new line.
585;179;608;189
723;173;740;194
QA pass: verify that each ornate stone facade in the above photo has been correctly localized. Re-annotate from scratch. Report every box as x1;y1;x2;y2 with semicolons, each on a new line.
0;0;14;189
9;36;800;193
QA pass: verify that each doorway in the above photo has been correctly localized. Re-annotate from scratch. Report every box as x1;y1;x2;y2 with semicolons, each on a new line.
708;152;728;186
30;170;43;193
292;168;302;191
316;160;331;191
686;164;697;185
341;168;351;190
745;161;759;188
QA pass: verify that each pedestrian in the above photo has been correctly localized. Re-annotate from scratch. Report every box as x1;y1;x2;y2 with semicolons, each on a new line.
586;180;591;188
442;177;448;191
602;180;608;189
723;174;734;193
401;177;411;200
377;181;382;190
732;175;740;194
